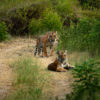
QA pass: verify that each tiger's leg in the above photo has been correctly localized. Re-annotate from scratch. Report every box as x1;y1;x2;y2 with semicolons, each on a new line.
37;42;43;57
56;67;67;72
39;43;43;57
38;47;41;56
43;42;48;57
64;63;74;70
34;45;38;56
39;46;43;57
49;45;54;56
41;47;43;57
34;38;40;56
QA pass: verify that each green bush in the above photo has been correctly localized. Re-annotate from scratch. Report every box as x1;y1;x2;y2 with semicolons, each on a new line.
66;59;100;100
87;19;100;56
0;22;9;42
7;1;52;35
71;17;92;51
28;18;42;35
42;9;62;31
55;0;73;16
58;17;100;56
79;0;100;9
52;0;79;27
9;8;28;35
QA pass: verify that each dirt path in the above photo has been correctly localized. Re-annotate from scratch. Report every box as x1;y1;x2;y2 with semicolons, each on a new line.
0;38;73;100
0;38;35;100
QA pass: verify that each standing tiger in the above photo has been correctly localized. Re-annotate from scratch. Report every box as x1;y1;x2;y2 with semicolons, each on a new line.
34;31;57;57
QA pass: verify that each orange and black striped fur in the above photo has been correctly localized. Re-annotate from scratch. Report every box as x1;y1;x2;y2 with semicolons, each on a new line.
34;31;57;57
48;50;74;72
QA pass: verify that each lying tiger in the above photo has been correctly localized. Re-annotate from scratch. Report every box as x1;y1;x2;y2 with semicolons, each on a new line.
34;31;57;57
48;50;74;72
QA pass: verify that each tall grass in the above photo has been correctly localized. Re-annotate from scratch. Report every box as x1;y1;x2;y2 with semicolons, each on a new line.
7;57;50;100
58;17;100;56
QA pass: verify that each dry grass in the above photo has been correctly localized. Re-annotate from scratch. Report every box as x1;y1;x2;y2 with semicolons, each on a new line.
7;57;50;100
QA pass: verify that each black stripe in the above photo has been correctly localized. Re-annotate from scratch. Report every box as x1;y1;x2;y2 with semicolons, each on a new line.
34;47;37;56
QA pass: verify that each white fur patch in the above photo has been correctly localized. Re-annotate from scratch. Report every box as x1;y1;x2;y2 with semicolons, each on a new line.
61;64;66;68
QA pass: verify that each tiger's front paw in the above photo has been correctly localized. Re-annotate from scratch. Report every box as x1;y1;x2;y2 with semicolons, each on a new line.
43;54;48;57
50;53;53;56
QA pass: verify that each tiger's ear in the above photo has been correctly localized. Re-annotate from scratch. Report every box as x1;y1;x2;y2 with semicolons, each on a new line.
64;50;67;54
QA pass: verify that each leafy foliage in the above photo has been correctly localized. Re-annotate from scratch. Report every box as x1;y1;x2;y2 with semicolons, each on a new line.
9;8;28;35
58;18;100;56
55;0;73;16
78;0;100;9
66;59;100;100
0;22;10;41
7;1;51;35
28;18;42;35
53;0;79;27
42;9;62;31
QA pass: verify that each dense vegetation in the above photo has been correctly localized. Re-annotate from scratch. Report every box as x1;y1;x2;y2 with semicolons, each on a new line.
58;18;100;56
28;9;62;35
66;59;100;100
79;0;100;9
0;22;10;41
0;0;100;56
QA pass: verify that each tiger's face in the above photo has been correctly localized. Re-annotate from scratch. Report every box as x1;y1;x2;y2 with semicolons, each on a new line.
57;50;67;63
48;31;57;42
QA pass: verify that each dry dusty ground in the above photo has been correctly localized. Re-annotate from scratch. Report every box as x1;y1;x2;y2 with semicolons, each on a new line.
0;38;35;100
0;38;89;100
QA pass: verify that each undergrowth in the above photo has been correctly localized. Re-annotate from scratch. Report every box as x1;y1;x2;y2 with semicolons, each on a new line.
7;57;50;100
0;22;10;42
66;59;100;100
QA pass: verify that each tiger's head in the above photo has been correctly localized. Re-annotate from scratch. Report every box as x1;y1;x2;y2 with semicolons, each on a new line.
56;50;67;63
48;31;57;42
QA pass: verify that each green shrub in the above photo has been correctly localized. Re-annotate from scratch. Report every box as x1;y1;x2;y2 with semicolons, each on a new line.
0;22;10;42
7;1;52;35
42;9;62;31
58;17;100;56
72;17;92;51
9;8;28;35
28;18;42;35
87;19;100;56
66;59;100;100
52;0;79;27
55;0;73;16
78;0;100;9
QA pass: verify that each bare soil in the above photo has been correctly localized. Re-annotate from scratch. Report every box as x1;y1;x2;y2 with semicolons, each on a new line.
0;38;76;100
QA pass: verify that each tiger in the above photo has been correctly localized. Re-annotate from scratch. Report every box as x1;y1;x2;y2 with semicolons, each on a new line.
47;50;74;72
34;31;57;57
